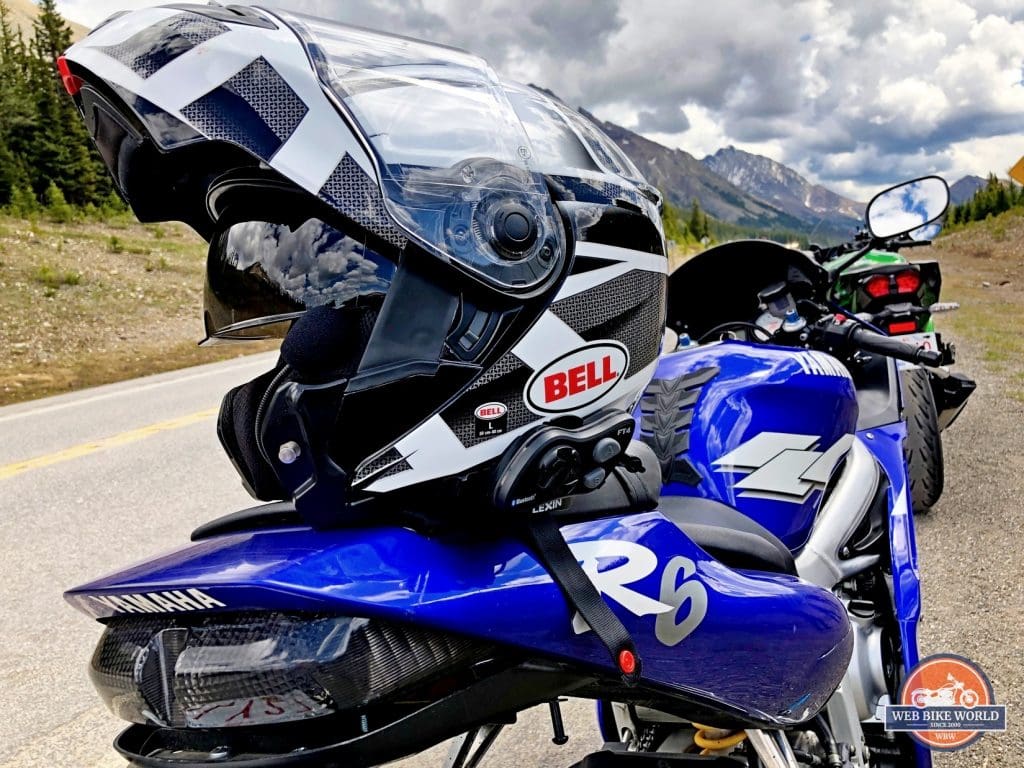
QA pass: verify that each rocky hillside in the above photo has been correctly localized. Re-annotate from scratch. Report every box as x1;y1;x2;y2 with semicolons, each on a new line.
584;111;810;234
6;0;88;39
949;175;986;205
703;145;864;237
570;100;984;241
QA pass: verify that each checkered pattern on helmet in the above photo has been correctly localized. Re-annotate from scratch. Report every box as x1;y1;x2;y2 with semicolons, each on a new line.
100;12;229;79
551;176;644;208
467;351;527;391
550;269;663;334
180;57;306;158
354;448;411;482
554;270;666;377
320;155;408;249
601;286;666;376
223;57;308;142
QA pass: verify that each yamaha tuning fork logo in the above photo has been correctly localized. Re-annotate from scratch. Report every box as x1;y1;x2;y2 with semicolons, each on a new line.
885;654;1006;751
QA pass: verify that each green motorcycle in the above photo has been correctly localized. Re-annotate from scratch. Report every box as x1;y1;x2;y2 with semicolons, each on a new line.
811;216;975;513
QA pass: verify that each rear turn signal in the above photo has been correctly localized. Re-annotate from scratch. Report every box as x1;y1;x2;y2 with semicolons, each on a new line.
56;56;82;96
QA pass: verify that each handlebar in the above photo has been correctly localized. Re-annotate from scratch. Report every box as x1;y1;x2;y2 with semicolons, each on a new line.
847;325;943;366
887;237;932;250
813;234;932;264
812;320;944;367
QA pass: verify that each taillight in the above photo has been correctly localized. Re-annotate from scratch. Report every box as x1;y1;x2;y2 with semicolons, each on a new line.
888;320;918;334
90;613;490;728
895;270;921;294
864;269;922;299
864;275;890;298
56;56;82;96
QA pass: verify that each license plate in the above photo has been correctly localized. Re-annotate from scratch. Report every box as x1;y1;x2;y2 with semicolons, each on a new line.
900;332;939;352
185;691;328;727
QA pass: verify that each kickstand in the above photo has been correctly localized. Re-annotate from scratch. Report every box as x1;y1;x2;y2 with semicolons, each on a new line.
445;723;505;768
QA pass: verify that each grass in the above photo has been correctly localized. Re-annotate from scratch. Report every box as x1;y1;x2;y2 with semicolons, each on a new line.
32;264;82;288
930;209;1024;398
0;213;276;406
0;206;1020;407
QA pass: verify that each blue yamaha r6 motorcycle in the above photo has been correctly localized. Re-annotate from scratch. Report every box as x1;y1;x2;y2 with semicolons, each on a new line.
66;178;948;768
598;177;953;767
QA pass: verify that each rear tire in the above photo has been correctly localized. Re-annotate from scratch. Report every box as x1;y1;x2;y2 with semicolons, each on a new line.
902;368;944;513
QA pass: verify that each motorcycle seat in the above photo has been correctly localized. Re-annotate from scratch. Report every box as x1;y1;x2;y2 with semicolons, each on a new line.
657;496;797;575
191;495;797;576
192;501;302;540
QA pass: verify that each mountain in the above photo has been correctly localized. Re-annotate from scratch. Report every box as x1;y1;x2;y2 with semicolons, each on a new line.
581;111;812;235
949;175;986;205
6;0;89;41
702;146;864;238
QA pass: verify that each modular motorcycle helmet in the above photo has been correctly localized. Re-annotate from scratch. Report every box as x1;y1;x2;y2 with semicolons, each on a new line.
61;5;668;524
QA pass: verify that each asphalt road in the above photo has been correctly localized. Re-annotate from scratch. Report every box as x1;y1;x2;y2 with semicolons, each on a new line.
0;345;1017;767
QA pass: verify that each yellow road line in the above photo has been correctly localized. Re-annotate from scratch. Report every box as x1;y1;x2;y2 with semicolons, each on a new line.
0;407;219;480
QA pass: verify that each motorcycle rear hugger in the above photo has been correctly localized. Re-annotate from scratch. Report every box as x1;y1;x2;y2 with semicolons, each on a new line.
67;480;853;758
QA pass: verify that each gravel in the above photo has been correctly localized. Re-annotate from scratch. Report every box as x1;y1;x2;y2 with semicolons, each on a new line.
916;331;1024;767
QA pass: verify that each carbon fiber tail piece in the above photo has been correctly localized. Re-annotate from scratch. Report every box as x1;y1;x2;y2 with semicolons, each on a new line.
90;613;492;728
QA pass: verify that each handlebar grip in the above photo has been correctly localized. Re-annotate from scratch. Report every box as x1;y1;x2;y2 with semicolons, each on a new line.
848;326;943;367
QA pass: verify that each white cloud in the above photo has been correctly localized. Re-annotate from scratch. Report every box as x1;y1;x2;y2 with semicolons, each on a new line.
56;0;1024;201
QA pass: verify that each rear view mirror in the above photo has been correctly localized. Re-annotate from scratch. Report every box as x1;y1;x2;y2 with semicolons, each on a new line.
866;176;949;240
910;222;942;241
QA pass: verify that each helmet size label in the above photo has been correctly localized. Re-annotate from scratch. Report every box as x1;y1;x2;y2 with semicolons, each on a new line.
474;402;509;438
525;342;630;414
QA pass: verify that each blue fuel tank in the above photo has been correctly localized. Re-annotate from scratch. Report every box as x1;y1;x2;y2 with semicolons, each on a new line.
637;341;859;549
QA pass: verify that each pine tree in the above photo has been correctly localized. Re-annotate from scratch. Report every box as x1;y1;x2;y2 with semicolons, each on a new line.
0;2;33;204
688;198;703;241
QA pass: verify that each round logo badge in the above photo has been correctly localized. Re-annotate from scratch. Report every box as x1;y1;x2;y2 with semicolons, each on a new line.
896;654;998;751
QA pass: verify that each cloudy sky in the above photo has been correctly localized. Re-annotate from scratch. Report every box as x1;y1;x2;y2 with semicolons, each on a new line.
55;0;1024;200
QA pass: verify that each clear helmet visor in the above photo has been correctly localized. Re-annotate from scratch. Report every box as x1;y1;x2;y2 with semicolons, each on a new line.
273;11;565;294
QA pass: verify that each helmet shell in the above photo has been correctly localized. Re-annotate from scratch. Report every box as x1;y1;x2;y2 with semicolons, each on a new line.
62;4;668;505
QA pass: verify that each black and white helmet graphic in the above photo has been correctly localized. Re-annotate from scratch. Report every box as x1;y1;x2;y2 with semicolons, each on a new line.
62;5;668;520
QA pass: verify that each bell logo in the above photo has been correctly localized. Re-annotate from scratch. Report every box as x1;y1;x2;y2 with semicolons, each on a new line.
544;355;619;403
474;402;507;421
526;341;629;414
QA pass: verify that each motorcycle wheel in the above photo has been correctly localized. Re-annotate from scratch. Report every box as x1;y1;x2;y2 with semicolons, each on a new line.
902;367;944;513
960;690;980;708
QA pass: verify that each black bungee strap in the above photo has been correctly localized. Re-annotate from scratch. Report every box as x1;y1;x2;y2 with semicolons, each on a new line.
525;511;641;686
